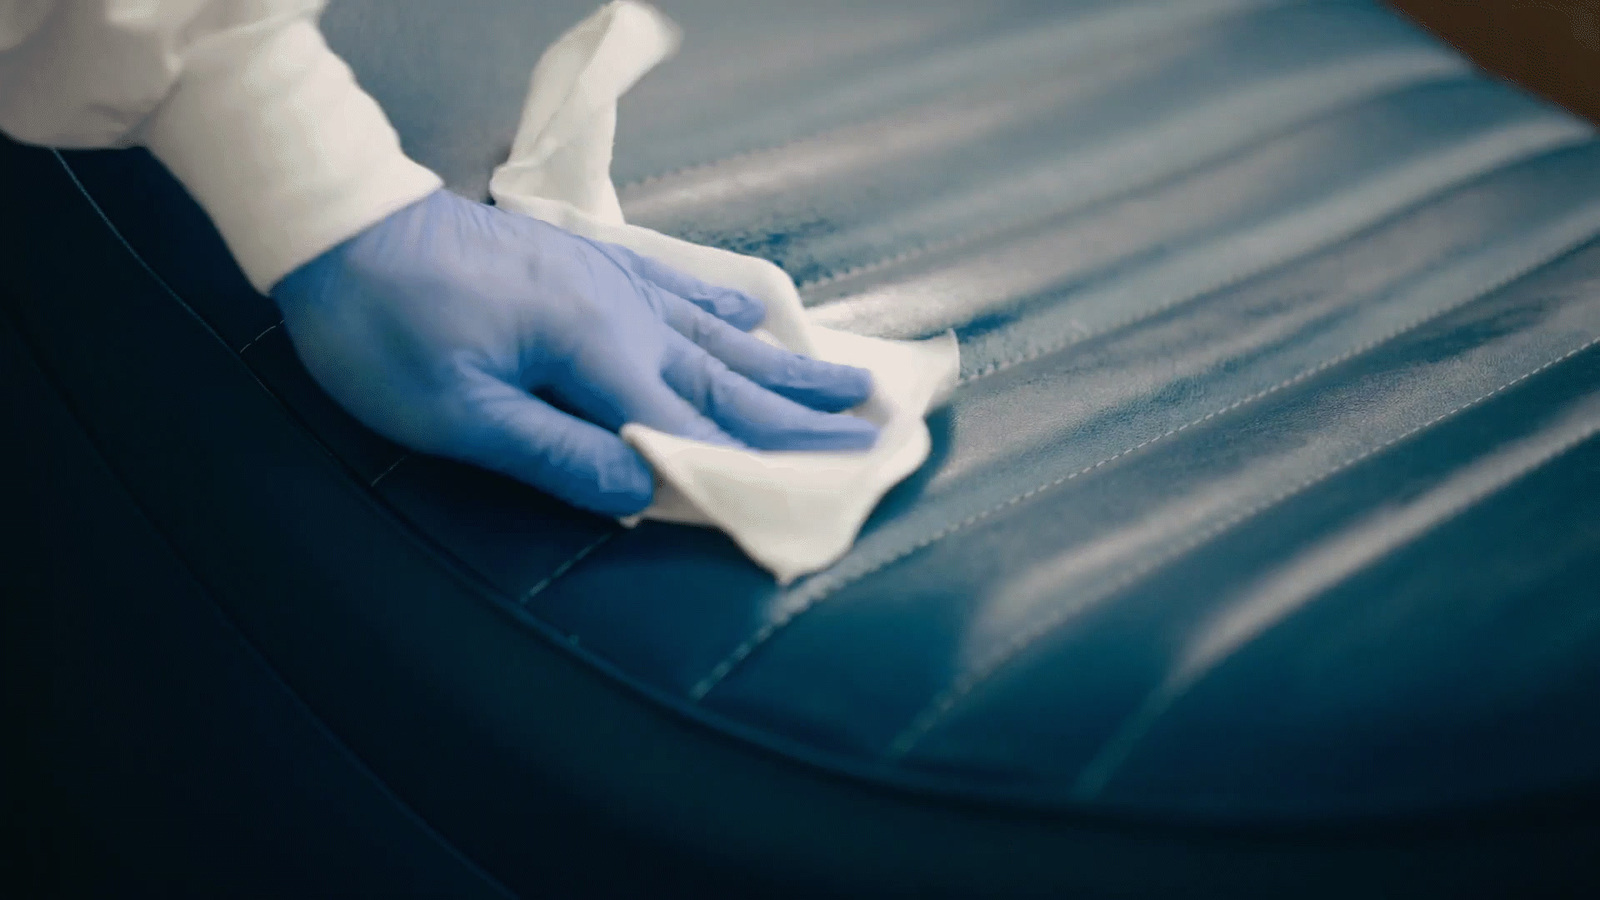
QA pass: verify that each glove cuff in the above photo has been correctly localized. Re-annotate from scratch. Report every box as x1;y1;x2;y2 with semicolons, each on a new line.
141;16;442;293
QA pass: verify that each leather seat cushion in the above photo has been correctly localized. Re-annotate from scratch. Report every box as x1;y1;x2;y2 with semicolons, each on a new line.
6;0;1599;895
323;0;1600;819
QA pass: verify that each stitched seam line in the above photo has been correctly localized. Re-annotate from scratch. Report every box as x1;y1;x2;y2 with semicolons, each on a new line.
618;55;1100;194
806;84;1476;297
48;150;523;900
687;230;1600;702
238;319;412;492
618;0;1324;196
958;132;1595;386
237;319;283;355
885;332;1600;759
519;532;616;607
797;68;1475;297
369;453;411;488
802;216;1025;295
1071;412;1600;797
789;65;1477;304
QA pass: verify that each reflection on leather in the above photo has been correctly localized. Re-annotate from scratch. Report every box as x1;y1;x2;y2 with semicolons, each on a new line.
324;0;1600;818
53;0;1600;822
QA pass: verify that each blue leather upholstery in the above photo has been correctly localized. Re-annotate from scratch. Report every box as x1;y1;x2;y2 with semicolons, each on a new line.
6;0;1600;895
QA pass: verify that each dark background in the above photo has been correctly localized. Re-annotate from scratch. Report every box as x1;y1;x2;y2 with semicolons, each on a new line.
1390;0;1600;123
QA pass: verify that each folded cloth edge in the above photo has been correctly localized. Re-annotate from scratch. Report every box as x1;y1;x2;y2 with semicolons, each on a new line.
489;0;961;582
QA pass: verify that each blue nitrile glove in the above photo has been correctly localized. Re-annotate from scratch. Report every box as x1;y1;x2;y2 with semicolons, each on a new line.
270;188;877;516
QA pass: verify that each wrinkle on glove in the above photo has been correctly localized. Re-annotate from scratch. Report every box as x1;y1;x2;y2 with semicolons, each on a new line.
489;0;959;583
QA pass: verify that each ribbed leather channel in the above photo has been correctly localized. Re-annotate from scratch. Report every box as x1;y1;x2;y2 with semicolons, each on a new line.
264;0;1600;820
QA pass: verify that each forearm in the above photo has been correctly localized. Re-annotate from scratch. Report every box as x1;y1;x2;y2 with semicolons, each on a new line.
0;0;441;292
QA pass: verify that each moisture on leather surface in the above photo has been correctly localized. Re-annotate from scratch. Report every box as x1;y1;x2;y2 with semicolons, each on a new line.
45;0;1600;824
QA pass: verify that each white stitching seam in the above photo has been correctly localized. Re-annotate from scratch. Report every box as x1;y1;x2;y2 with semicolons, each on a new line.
1068;408;1600;797
629;50;1467;298
957;133;1597;386
519;532;616;607
368;453;411;488
884;332;1600;759
237;319;283;355
686;229;1600;702
617;0;1336;197
799;71;1482;298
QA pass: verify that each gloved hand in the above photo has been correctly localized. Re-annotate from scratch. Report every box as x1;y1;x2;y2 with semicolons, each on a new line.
270;188;878;516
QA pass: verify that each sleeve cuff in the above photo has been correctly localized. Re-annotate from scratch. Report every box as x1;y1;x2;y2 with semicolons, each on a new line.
139;17;442;293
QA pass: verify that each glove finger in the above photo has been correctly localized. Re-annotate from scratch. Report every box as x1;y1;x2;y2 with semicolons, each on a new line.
664;295;874;413
444;374;655;517
608;243;766;330
661;333;879;452
550;355;743;449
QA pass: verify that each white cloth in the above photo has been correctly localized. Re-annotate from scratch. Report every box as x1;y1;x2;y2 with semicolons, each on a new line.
489;1;960;583
0;0;440;292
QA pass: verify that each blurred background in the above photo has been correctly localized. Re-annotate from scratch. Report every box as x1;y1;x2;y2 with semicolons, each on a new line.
1391;0;1600;123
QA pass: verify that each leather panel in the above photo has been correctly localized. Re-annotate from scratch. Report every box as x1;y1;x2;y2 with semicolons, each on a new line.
319;0;1600;819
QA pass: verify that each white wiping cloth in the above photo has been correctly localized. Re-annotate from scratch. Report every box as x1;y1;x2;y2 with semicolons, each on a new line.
488;1;960;583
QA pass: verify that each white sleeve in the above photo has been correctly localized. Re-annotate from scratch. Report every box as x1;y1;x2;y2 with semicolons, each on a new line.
0;0;442;292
